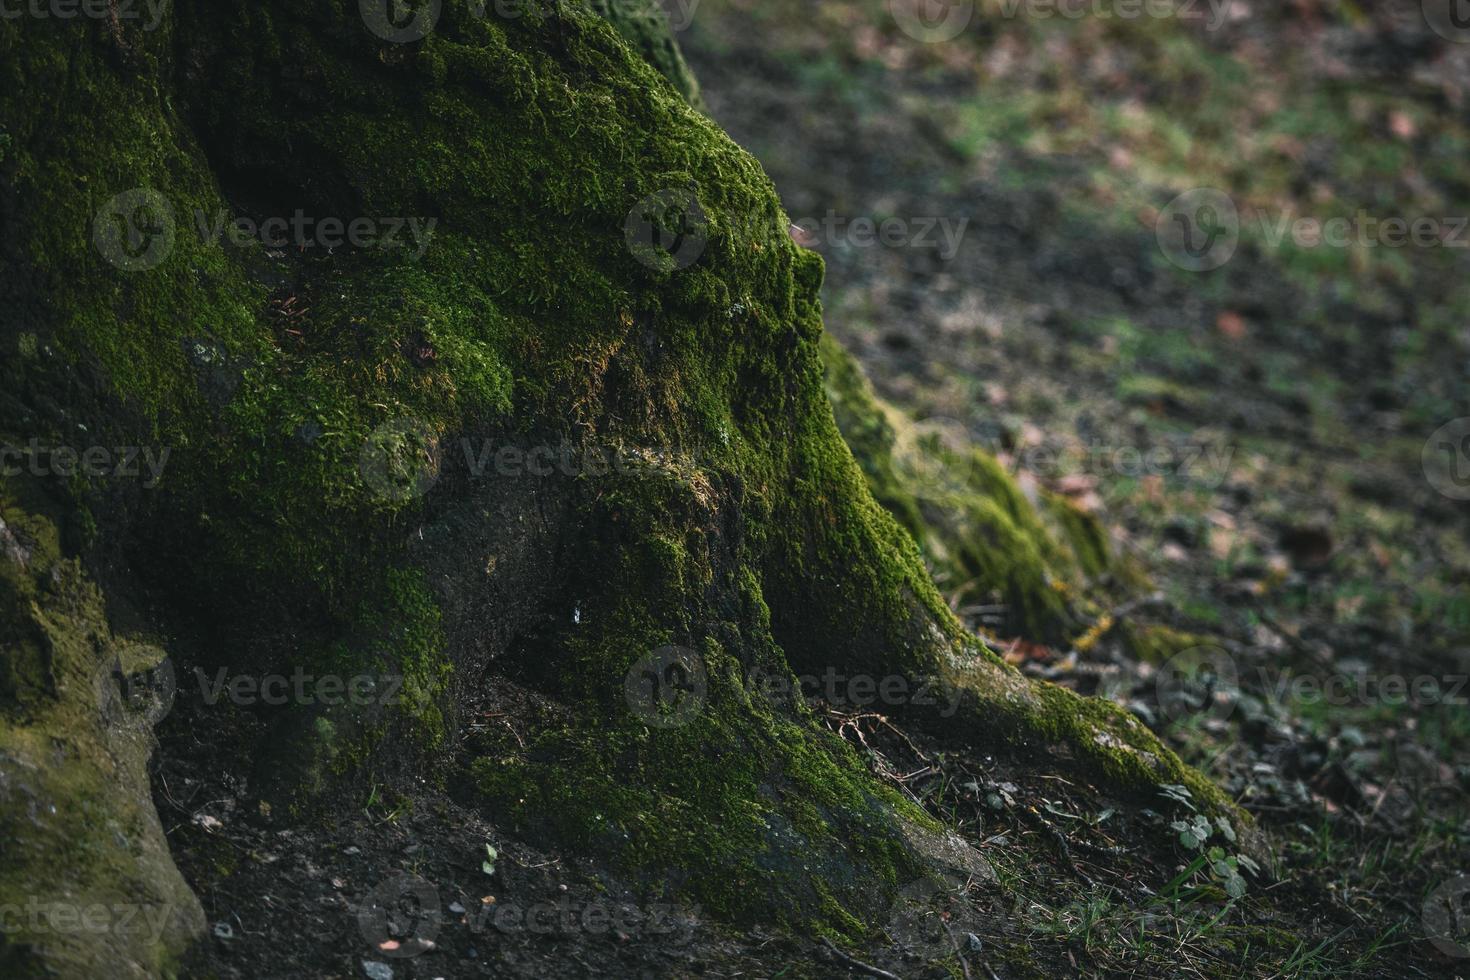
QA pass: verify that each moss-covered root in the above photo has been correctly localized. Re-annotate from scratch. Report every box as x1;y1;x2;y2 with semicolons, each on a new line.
0;0;1252;947
816;336;1255;839
819;333;1116;644
0;496;203;978
462;453;961;933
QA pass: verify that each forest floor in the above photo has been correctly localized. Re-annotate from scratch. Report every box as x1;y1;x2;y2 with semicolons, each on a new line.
676;1;1470;975
154;3;1470;978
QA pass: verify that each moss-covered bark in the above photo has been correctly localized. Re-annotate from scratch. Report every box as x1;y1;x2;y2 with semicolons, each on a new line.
1;2;1247;972
0;496;203;977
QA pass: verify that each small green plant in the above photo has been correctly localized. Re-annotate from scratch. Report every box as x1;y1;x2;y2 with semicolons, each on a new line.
481;842;498;875
1162;788;1257;899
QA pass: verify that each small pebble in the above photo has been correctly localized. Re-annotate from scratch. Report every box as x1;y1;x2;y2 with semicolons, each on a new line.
362;961;393;980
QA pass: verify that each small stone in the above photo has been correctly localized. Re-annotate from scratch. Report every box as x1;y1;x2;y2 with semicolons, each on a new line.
192;811;223;834
362;961;393;980
966;933;982;952
448;901;466;915
212;922;234;941
344;846;361;855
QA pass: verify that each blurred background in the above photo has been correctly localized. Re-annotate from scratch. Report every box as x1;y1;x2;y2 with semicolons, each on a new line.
673;0;1470;940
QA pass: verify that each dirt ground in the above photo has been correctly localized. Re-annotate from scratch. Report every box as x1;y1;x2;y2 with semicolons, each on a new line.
157;3;1470;978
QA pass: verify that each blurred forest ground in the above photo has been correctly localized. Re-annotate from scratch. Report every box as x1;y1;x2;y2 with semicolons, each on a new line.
679;0;1470;972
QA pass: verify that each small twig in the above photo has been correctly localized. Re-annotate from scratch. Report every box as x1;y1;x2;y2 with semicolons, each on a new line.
818;937;902;980
941;920;974;980
1109;590;1167;621
840;709;933;764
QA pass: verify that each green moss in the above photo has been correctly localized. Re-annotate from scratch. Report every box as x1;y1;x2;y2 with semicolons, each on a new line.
0;492;203;978
820;337;1107;643
595;0;704;107
0;1;1251;960
472;714;927;932
1041;491;1112;580
820;333;927;540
